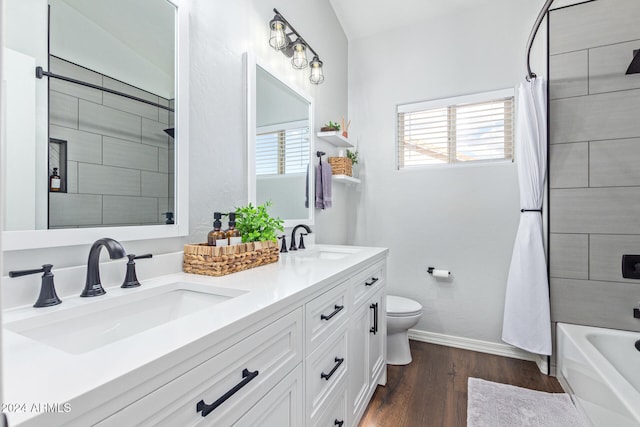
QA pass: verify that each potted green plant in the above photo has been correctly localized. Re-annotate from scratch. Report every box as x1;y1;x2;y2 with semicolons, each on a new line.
346;149;359;166
235;201;284;243
320;121;341;132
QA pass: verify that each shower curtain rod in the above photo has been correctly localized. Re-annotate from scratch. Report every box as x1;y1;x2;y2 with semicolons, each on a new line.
526;0;555;80
35;66;175;112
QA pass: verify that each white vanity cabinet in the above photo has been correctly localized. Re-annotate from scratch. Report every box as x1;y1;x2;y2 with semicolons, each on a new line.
5;248;387;427
347;261;387;426
96;308;303;426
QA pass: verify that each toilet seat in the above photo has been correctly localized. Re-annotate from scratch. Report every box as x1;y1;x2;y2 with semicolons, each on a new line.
386;295;422;317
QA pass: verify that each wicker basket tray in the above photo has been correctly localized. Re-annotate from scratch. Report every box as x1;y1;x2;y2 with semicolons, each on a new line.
328;157;352;177
183;240;279;277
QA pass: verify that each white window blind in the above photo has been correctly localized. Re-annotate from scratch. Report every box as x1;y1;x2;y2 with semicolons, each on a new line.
256;122;309;175
397;89;514;168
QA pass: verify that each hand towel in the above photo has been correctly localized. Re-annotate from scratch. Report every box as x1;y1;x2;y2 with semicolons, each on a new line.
315;162;333;209
321;161;333;208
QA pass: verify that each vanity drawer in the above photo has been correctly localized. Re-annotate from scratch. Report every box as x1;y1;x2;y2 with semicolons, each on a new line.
97;308;302;427
306;329;348;423
234;363;303;427
351;262;385;307
305;280;349;354
312;376;347;427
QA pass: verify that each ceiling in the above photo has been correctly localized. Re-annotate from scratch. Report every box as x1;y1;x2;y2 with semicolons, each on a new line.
329;0;493;40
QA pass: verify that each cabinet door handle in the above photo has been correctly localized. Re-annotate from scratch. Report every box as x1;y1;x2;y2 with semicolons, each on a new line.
320;304;344;321
196;368;259;417
365;277;379;286
335;419;345;426
320;357;345;380
370;302;378;334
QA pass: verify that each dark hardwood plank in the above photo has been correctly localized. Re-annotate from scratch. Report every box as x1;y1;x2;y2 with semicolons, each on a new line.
359;340;564;427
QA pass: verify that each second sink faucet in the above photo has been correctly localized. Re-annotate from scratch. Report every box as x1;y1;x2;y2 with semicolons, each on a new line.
81;238;126;297
290;224;312;251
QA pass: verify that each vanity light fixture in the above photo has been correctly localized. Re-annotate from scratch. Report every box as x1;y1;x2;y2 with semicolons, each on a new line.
268;8;324;84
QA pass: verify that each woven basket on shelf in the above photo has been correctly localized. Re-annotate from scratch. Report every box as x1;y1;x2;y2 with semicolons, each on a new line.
183;240;279;277
328;157;352;177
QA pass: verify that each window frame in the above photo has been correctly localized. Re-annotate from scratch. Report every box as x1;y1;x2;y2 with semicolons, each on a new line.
396;88;515;170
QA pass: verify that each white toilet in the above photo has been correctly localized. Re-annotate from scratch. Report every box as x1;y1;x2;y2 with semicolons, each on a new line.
386;295;423;365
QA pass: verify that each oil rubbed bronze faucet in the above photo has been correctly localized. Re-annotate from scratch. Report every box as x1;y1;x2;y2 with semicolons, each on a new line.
81;238;126;297
290;224;312;251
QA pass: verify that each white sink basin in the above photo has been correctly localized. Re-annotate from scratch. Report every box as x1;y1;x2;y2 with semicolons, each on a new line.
287;245;361;261
5;282;246;354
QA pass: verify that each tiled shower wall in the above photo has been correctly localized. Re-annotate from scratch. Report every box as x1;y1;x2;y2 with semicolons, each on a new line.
48;56;175;228
549;0;640;332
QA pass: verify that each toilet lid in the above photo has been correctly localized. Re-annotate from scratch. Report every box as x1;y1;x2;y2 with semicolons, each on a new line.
386;295;422;316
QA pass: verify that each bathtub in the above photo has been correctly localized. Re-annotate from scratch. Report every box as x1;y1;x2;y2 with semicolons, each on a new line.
557;323;640;427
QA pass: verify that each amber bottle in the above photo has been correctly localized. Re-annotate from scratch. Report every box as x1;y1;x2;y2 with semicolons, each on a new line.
49;167;61;192
226;212;242;245
207;212;228;246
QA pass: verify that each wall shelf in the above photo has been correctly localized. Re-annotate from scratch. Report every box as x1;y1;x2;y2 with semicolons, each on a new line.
332;174;360;185
316;131;354;147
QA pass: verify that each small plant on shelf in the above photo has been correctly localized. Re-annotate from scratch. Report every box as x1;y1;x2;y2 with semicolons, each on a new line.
235;201;284;243
320;121;341;132
346;149;359;166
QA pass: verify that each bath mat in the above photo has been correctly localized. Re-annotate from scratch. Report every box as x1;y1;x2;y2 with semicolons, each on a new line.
467;378;585;427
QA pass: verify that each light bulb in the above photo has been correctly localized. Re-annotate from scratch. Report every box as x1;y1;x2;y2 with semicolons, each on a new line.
309;56;324;84
269;16;287;50
291;40;308;69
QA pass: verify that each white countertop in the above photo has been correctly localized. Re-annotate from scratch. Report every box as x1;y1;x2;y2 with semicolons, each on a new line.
2;245;387;426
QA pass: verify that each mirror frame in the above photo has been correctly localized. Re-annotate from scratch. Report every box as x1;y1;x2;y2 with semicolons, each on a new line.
1;0;190;251
245;52;315;228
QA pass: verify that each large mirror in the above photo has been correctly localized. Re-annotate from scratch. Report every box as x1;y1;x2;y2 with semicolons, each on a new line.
2;0;189;250
247;54;314;227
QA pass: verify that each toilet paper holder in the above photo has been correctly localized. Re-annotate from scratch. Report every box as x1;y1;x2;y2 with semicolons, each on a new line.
427;267;451;277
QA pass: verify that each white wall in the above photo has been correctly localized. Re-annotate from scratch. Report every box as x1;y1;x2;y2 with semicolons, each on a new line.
1;1;349;295
347;0;547;345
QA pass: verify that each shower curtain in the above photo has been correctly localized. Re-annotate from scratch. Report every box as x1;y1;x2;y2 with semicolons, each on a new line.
502;78;551;356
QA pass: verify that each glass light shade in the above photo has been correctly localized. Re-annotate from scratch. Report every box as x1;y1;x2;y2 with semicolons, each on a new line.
291;40;308;69
309;56;324;84
269;16;287;50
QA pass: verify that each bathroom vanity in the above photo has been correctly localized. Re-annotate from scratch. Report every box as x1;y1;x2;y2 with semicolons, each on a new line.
2;245;387;427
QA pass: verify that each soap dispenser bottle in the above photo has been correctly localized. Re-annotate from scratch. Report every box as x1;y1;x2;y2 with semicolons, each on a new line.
49;167;61;192
226;212;242;245
207;212;228;246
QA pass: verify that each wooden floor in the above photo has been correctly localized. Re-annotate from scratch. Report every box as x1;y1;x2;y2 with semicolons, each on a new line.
359;340;564;427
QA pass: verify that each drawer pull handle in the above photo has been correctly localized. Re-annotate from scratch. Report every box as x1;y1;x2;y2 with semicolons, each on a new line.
335;420;344;426
370;302;379;334
365;277;379;286
320;304;344;321
196;368;259;417
321;357;344;380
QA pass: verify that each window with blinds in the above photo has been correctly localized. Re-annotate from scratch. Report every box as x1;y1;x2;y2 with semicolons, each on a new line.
256;123;309;175
397;89;514;168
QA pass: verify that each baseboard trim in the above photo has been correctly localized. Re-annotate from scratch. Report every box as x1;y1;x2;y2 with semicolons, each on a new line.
408;329;542;367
